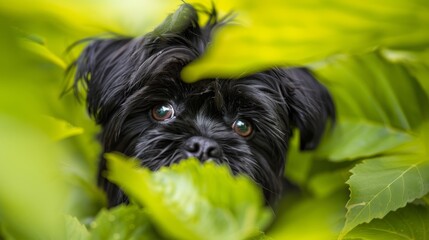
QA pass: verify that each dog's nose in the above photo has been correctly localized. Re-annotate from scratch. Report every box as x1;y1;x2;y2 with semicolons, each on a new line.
183;136;221;162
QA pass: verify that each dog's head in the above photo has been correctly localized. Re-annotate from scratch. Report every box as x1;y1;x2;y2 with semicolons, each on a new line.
74;4;334;206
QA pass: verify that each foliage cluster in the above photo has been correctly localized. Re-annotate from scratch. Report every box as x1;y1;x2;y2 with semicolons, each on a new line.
0;0;428;239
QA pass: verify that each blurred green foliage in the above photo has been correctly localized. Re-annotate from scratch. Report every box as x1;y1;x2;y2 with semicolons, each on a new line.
0;0;428;240
182;0;429;81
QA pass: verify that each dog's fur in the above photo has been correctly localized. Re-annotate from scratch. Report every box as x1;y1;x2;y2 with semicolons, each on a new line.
74;5;335;207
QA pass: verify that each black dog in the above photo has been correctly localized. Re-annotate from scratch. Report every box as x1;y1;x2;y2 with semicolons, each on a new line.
74;4;334;207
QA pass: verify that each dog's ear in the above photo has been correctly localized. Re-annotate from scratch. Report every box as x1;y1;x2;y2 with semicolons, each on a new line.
283;68;335;150
74;37;132;124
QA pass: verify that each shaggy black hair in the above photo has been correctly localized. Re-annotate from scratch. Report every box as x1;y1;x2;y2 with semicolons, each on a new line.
73;4;335;206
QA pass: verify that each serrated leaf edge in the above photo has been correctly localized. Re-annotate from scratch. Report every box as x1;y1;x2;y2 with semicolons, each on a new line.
341;158;428;238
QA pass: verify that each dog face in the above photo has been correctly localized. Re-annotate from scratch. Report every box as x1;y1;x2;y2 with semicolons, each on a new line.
74;5;334;206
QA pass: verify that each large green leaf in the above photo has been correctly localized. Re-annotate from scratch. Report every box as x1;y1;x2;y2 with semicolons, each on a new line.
89;205;160;240
284;129;314;186
309;52;429;236
106;154;272;240
0;116;69;239
343;203;429;240
307;168;350;199
316;120;413;162
42;116;84;141
284;52;429;236
64;216;90;240
0;0;181;49
182;0;429;81
267;191;347;240
342;153;429;236
286;120;415;197
64;205;160;240
381;48;429;97
315;53;429;131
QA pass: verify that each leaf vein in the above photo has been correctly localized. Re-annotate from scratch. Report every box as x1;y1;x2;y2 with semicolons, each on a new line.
348;161;424;226
365;227;413;240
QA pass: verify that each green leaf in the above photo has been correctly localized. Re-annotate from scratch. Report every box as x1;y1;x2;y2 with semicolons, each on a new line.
342;154;429;236
64;216;89;240
286;120;415;196
0;116;69;239
152;4;198;36
42;116;84;141
267;191;347;240
343;204;429;240
65;175;107;221
182;0;429;81
381;48;429;97
284;129;314;186
315;53;429;131
106;154;272;240
308;168;350;198
21;38;67;69
314;52;429;236
89;205;160;240
316;120;413;162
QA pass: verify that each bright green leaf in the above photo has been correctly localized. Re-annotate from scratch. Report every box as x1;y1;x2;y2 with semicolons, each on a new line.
423;194;429;205
0;0;180;40
315;53;429;131
21;38;67;69
381;48;429;97
343;204;429;240
267;191;347;240
65;216;90;240
316;120;413;162
342;154;429;236
0;116;69;239
89;205;160;240
308;168;350;198
182;0;429;81
106;154;272;240
65;175;107;221
42;116;84;141
284;130;314;186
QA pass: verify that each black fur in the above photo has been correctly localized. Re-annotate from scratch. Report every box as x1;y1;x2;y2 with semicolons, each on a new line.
74;4;335;206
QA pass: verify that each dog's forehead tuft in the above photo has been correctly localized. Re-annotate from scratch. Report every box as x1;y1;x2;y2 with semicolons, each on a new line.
180;77;286;115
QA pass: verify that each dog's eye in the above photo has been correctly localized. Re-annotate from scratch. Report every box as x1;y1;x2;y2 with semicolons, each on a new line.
232;119;253;137
151;103;175;121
